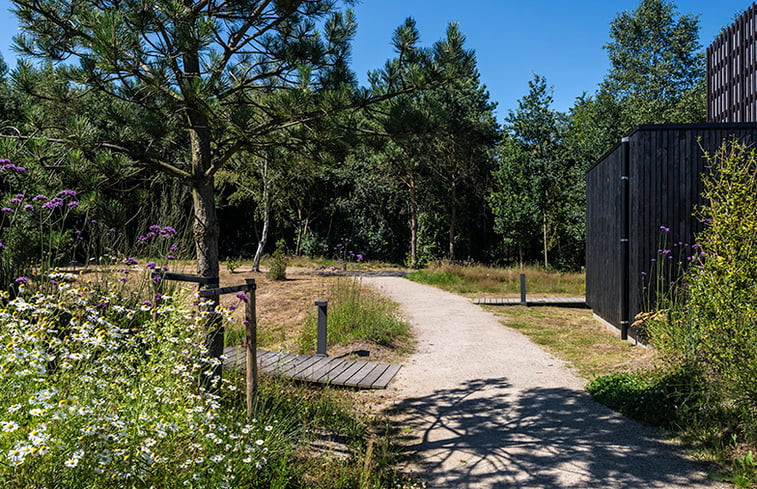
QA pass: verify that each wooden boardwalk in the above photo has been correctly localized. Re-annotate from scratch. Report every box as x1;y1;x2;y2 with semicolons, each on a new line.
472;297;587;307
223;347;401;389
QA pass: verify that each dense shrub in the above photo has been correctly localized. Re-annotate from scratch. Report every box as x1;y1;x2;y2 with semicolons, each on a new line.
587;366;706;427
266;239;287;281
686;141;757;409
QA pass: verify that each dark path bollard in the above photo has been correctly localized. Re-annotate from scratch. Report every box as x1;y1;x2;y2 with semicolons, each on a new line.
315;300;328;356
520;273;527;306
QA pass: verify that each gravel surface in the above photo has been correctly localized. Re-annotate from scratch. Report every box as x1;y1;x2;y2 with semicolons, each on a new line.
365;277;729;489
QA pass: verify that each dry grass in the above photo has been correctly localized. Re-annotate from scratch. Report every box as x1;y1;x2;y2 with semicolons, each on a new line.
407;261;585;298
487;305;654;381
213;266;409;363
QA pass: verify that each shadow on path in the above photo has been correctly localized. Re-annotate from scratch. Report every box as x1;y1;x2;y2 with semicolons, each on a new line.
388;378;718;488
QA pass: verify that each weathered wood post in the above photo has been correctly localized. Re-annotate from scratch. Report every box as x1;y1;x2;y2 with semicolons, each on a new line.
245;279;257;418
519;273;527;306
315;300;328;356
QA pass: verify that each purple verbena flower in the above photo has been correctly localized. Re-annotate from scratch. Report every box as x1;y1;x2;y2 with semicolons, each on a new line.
23;204;33;211
59;190;77;197
67;201;78;208
1;207;13;213
146;261;157;269
227;304;237;311
32;195;48;202
124;257;138;265
9;198;21;204
149;225;161;232
169;244;178;252
166;254;175;260
14;276;28;285
41;197;64;210
236;292;249;303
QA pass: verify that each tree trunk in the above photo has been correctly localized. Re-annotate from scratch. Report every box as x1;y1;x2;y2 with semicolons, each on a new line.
252;204;270;272
252;160;270;272
409;174;418;268
191;161;219;281
185;45;222;387
449;181;456;260
542;213;549;269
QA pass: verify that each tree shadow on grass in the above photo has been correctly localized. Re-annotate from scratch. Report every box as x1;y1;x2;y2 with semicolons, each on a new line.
387;378;719;488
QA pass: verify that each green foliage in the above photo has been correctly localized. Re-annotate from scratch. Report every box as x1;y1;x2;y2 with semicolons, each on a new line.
628;140;757;482
687;141;757;408
298;277;410;353
266;239;288;281
586;366;706;427
490;74;581;268
604;0;704;125
225;256;240;273
367;20;499;264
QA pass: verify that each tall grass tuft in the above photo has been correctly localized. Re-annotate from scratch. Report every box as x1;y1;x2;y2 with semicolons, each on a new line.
298;277;410;353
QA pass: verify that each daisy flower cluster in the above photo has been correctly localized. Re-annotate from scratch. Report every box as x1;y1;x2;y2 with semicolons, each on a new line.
0;283;286;488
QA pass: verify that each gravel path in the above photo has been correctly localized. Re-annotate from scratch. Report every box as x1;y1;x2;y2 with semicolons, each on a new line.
365;277;728;489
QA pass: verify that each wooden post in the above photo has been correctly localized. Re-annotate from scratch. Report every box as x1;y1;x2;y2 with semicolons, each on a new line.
315;300;327;356
245;279;257;419
519;274;527;306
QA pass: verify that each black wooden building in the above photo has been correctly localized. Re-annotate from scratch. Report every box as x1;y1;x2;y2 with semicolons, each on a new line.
585;123;757;339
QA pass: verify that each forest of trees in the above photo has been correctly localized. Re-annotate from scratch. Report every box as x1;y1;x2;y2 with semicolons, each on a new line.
0;0;712;279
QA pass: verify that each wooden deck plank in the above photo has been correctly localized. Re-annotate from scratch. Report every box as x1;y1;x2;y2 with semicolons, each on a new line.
472;297;587;307
309;358;350;382
222;348;400;389
279;354;323;377
356;363;391;389
371;364;402;389
258;351;292;368
290;356;335;379
260;351;298;370
329;360;370;385
316;359;354;383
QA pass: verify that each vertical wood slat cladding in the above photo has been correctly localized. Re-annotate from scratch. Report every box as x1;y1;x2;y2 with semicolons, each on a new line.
586;124;757;329
707;3;757;122
586;141;622;325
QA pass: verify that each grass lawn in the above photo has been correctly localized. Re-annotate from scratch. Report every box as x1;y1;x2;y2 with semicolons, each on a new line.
406;261;585;297
486;305;653;381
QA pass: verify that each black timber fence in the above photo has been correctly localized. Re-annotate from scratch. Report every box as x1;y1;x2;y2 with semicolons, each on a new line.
586;123;757;339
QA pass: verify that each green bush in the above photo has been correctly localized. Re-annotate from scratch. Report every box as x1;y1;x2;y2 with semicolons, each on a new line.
266;239;287;281
685;141;757;410
587;366;706;427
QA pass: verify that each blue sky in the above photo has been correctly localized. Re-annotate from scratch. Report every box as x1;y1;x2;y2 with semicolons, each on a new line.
0;0;750;119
